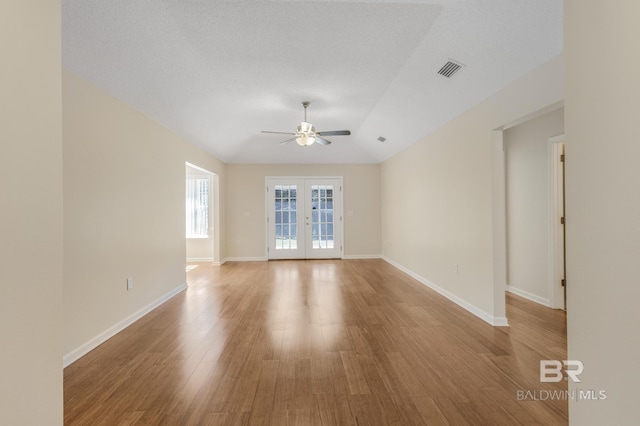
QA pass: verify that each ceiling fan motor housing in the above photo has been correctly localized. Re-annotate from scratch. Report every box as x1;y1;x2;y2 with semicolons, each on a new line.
298;121;315;134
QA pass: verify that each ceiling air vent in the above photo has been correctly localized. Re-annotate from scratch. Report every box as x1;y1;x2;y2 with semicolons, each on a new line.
437;60;464;78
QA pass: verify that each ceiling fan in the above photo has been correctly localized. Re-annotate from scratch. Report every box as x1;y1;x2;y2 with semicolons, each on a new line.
261;102;351;146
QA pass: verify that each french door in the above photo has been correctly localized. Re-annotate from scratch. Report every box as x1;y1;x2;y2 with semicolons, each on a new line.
267;177;342;259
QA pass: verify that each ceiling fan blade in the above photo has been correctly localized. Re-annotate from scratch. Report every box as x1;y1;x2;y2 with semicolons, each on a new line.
261;131;296;135
314;136;332;145
316;130;351;136
279;137;297;145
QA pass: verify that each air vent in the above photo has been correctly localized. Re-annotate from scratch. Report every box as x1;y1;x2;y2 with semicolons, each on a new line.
437;60;464;78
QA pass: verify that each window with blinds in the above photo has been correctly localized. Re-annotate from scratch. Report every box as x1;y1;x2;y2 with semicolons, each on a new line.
186;177;210;238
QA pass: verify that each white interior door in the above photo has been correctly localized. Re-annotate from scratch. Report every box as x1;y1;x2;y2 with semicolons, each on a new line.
548;138;566;310
559;142;566;310
267;177;342;259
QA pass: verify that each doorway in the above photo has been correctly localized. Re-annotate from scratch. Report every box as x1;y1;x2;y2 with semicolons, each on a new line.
266;177;343;259
494;104;565;325
186;163;220;264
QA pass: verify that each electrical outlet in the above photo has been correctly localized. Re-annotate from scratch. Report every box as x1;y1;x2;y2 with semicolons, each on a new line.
126;277;133;291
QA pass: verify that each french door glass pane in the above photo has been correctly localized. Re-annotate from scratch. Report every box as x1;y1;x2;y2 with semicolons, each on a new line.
311;185;334;249
274;185;298;250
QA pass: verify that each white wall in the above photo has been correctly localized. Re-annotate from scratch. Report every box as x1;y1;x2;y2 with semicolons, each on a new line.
565;1;640;423
381;56;563;324
226;164;381;259
505;108;564;304
0;1;63;424
63;70;226;361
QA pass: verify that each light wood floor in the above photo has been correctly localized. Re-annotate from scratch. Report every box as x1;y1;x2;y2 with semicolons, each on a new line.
64;259;568;425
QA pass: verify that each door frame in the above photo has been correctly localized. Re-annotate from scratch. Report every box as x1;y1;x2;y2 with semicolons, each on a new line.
265;176;344;260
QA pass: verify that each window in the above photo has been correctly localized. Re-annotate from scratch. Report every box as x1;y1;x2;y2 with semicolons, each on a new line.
274;185;298;250
310;185;334;249
186;177;210;238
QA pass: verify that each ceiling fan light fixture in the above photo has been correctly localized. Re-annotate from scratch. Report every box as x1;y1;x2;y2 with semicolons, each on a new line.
296;135;316;146
296;121;316;146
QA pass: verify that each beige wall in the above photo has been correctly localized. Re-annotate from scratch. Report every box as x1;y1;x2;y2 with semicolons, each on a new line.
63;70;226;359
0;1;63;424
565;1;640;423
381;56;563;323
226;164;381;259
505;108;564;303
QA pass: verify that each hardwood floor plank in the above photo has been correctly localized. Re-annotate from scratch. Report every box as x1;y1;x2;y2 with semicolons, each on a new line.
339;351;371;396
246;359;279;425
410;396;450;425
64;259;567;425
327;351;357;423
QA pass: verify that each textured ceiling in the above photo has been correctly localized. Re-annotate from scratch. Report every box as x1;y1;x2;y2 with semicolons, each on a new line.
62;0;562;164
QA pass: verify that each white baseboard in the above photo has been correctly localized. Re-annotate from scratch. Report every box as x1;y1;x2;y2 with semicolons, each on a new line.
224;256;383;262
343;254;382;260
506;285;550;307
63;283;188;368
224;257;268;262
187;258;225;266
187;257;214;262
382;256;509;327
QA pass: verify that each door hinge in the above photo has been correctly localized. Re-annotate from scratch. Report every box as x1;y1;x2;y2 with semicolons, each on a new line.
560;217;565;225
561;278;566;287
560;154;565;162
